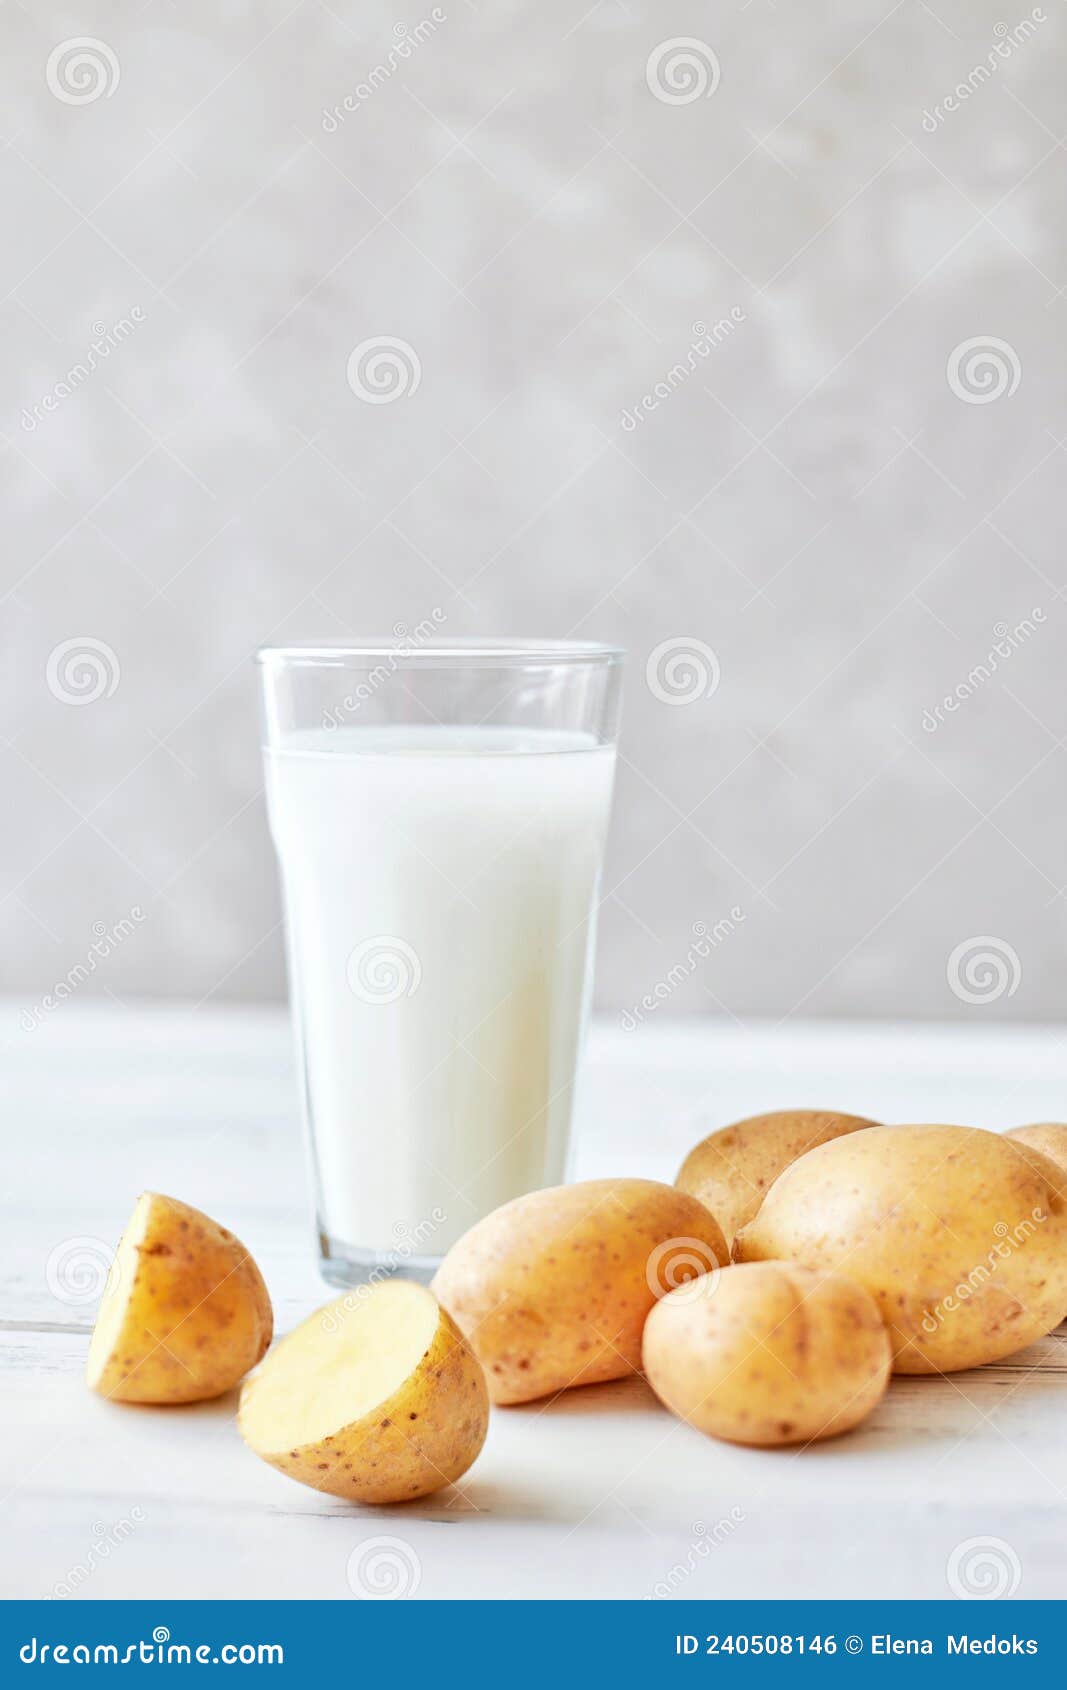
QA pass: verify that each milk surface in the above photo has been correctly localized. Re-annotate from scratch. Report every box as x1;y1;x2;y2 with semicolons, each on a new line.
265;725;616;1257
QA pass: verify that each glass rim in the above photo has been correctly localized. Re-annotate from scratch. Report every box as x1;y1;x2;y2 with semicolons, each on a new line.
256;637;626;669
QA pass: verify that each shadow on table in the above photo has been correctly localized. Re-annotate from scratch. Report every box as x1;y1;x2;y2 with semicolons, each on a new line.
502;1373;660;1416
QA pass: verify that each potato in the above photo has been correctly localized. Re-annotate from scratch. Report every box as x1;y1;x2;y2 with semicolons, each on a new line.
1006;1123;1067;1186
431;1178;728;1405
734;1124;1067;1373
643;1262;891;1446
239;1280;488;1504
676;1109;877;1247
86;1192;272;1404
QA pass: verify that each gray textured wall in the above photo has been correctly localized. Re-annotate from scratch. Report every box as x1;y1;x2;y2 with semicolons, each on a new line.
3;0;1065;1023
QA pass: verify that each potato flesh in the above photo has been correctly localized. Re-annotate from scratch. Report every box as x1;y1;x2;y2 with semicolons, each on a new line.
86;1193;152;1390
239;1283;490;1505
240;1280;439;1451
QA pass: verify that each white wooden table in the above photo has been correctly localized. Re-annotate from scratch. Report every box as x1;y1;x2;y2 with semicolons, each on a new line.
3;1002;1065;1601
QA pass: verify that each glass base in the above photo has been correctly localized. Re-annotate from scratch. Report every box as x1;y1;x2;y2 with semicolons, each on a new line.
318;1230;442;1289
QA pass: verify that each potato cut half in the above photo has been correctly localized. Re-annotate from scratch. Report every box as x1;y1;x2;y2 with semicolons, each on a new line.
86;1192;272;1404
239;1280;490;1505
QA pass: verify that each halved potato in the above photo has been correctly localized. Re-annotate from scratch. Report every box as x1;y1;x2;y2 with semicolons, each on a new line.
239;1280;489;1504
86;1192;272;1404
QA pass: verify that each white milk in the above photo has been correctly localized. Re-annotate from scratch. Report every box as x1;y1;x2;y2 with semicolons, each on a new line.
265;725;616;1260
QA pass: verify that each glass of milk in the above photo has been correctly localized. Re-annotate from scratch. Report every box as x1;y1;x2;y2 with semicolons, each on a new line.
257;639;623;1286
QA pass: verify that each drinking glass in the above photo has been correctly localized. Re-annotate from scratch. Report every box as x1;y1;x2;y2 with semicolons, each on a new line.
257;639;623;1286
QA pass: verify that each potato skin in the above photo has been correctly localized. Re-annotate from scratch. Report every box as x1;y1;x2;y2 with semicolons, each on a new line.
734;1125;1067;1373
643;1262;891;1446
91;1194;272;1404
240;1303;489;1505
431;1179;729;1405
676;1110;877;1247
1006;1124;1067;1186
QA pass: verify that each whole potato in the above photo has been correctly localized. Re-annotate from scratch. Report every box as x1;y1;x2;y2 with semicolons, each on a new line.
734;1124;1067;1373
643;1262;891;1446
432;1179;728;1404
676;1109;877;1246
240;1280;488;1505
